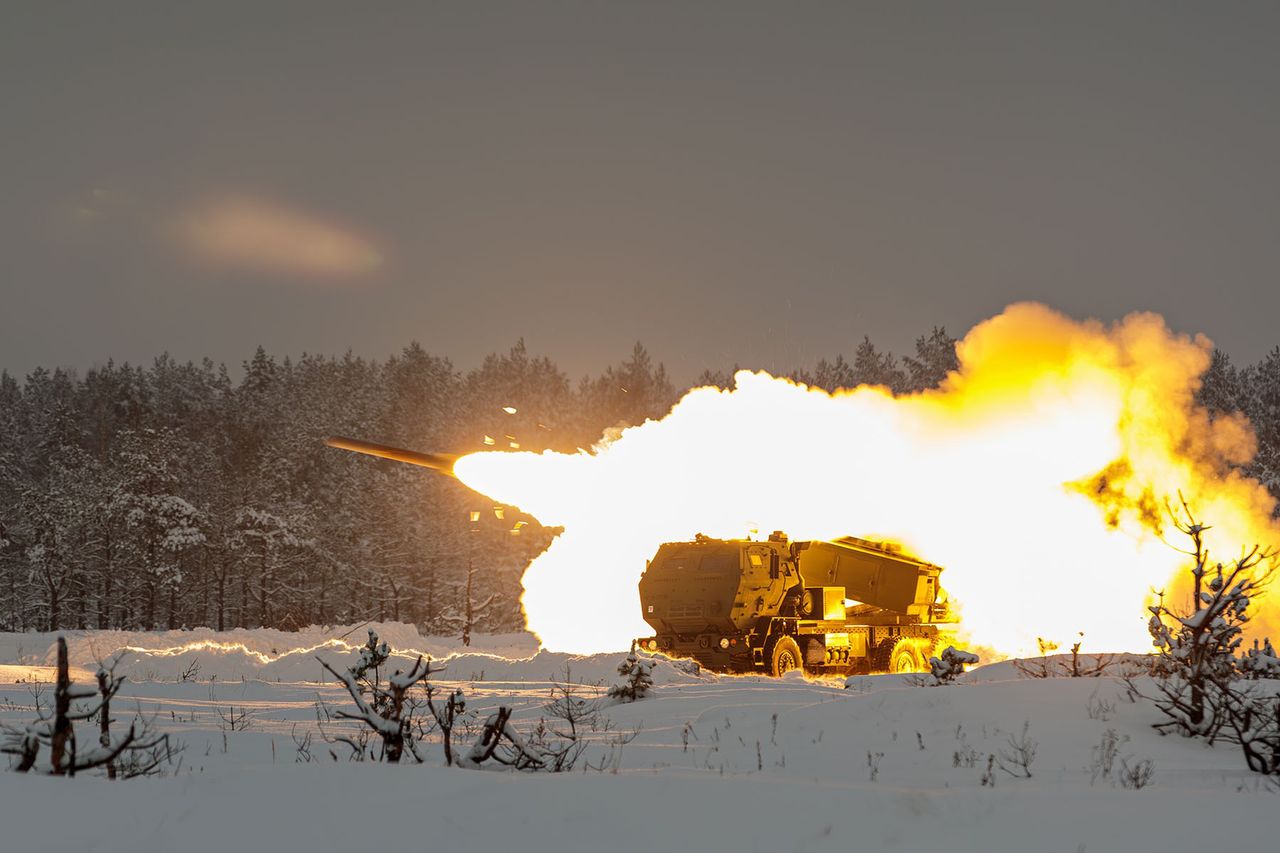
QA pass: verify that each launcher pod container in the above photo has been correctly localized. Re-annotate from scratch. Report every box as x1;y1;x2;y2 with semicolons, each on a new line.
636;533;952;676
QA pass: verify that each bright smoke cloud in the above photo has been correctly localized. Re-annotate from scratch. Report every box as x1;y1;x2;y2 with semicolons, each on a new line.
176;194;382;278
454;303;1279;656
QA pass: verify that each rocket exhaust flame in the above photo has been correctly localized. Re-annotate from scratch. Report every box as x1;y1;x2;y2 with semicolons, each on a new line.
328;303;1279;657
444;303;1279;656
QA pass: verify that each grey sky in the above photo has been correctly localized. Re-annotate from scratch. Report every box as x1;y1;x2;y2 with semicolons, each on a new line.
3;2;1280;382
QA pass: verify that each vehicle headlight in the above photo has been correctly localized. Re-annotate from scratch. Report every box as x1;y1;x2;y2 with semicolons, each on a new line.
718;637;730;649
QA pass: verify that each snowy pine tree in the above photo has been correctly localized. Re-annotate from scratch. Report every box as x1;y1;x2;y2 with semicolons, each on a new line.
1144;500;1275;740
607;652;656;703
902;326;959;392
851;337;907;392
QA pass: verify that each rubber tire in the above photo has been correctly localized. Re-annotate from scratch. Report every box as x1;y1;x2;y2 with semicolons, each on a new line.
768;636;804;677
887;636;932;674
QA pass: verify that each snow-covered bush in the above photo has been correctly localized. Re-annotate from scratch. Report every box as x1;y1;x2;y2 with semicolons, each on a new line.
1220;690;1280;776
460;668;638;772
425;685;467;766
1;636;174;777
1239;637;1280;680
606;653;655;703
461;706;546;770
316;629;439;763
928;646;978;684
458;702;592;773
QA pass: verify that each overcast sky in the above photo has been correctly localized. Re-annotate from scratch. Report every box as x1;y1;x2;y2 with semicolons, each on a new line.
3;2;1280;382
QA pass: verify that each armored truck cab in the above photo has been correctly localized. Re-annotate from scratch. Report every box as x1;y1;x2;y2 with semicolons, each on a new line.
637;533;950;676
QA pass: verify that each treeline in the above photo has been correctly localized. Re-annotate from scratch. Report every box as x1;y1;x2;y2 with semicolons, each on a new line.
4;325;1272;637
0;340;684;635
1196;348;1280;499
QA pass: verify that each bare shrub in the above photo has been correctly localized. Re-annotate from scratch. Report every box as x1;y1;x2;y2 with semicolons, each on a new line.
1;637;175;778
216;705;254;732
460;707;547;770
1014;634;1119;679
996;722;1037;778
1012;639;1059;679
980;754;996;787
953;744;979;768
866;750;884;782
1118;756;1154;789
1086;690;1118;721
424;684;466;766
461;668;626;773
533;668;599;771
584;726;640;774
291;725;313;763
1089;728;1127;784
179;658;201;683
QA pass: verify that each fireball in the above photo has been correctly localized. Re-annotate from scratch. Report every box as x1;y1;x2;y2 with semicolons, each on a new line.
454;303;1279;656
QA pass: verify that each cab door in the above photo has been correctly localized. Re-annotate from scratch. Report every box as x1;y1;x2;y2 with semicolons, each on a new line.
743;544;789;616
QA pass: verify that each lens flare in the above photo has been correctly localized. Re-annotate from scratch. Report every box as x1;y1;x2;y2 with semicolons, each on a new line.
453;303;1279;656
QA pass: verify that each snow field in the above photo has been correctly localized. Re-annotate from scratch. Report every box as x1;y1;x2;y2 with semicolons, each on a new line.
0;626;1276;852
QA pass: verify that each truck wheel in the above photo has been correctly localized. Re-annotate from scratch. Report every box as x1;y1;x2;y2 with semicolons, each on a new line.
767;636;804;677
886;637;932;674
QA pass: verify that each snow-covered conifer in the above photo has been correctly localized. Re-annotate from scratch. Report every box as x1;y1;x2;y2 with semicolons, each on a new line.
902;327;959;392
1143;499;1275;741
607;652;656;703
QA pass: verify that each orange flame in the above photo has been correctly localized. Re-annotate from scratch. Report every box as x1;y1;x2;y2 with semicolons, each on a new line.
453;303;1279;656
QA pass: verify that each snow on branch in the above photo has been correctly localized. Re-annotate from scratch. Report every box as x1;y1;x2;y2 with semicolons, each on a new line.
1132;498;1280;780
2;637;177;778
928;646;979;685
316;629;440;763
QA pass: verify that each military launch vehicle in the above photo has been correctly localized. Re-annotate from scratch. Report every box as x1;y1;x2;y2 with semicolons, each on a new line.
636;533;952;676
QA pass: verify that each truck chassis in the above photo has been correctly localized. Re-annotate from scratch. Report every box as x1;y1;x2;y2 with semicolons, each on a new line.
640;616;940;676
637;534;952;676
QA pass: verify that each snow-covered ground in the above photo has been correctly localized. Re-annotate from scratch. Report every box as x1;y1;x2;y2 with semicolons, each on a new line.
1;624;1275;852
